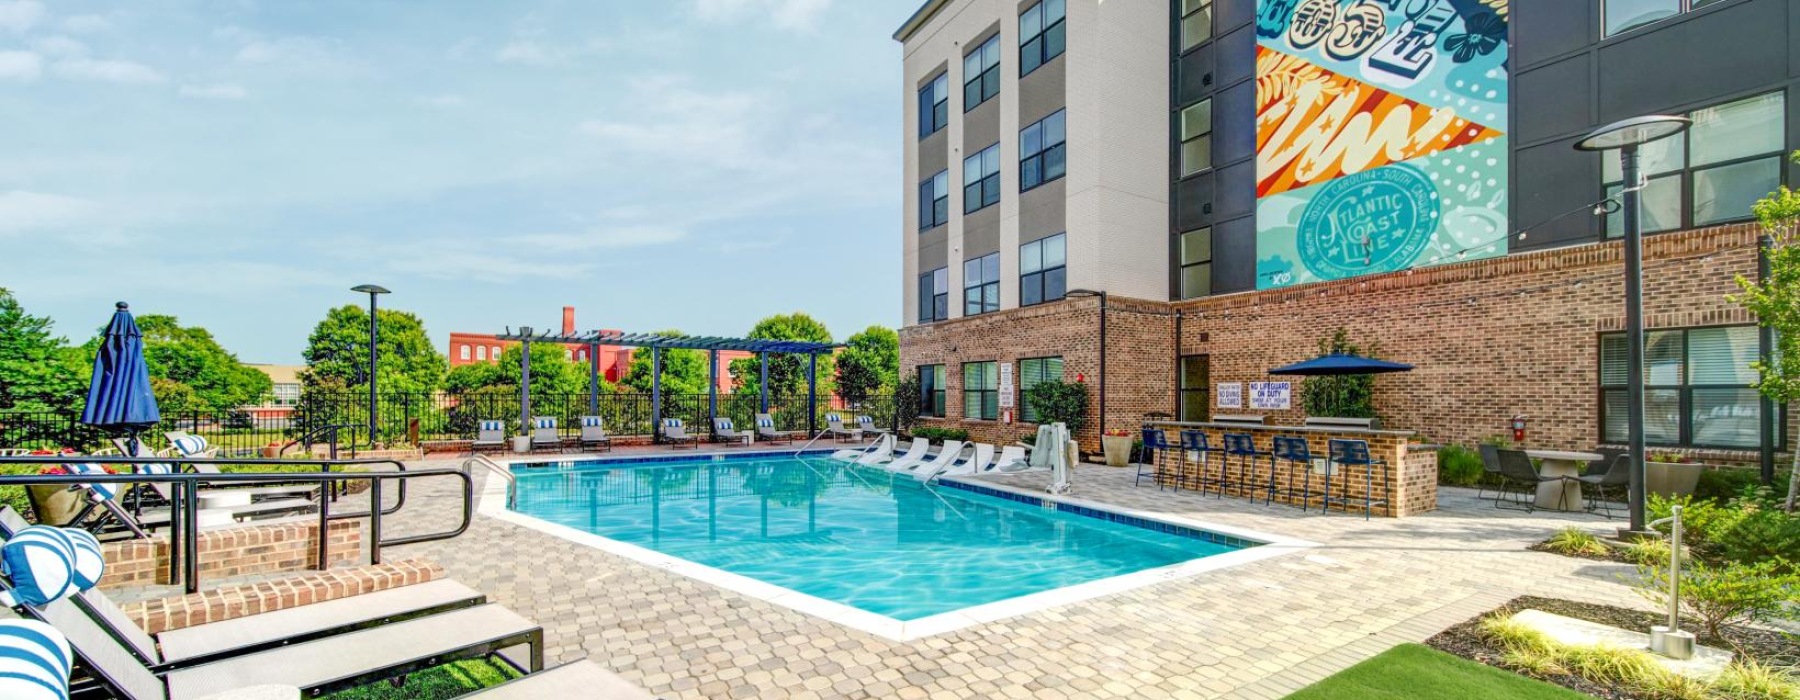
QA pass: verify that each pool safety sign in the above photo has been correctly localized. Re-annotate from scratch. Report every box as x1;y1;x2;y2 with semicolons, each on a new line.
1217;383;1243;409
998;362;1014;408
1249;382;1292;410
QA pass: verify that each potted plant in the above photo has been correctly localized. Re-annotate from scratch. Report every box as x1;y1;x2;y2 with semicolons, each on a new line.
27;464;106;526
1101;429;1133;468
1645;452;1703;498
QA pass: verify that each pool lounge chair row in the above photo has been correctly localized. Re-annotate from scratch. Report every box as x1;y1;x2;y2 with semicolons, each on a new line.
832;436;1037;482
0;509;652;700
469;412;839;452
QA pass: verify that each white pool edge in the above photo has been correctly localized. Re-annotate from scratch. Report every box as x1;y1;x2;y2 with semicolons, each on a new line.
475;457;1317;641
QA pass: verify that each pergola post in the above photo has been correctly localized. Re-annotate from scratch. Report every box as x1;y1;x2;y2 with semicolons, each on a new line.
806;352;818;438
651;347;663;444
587;341;601;415
758;352;769;415
519;336;532;435
708;348;719;441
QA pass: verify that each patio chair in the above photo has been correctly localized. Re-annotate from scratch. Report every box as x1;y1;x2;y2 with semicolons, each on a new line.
163;433;217;459
712;418;750;445
822;414;855;442
881;438;934;471
471;420;508;454
754;414;796;444
112;438;318;505
1577;453;1631;519
1271;436;1319;511
1493;447;1568;512
889;441;968;477
63;463;308;537
660;418;698;448
992;445;1031;472
577;417;611;453
1134;429;1177;491
1320;439;1390;519
861;436;922;466
528;417;562;453
920;443;995;482
853;415;885;440
1476;444;1506;501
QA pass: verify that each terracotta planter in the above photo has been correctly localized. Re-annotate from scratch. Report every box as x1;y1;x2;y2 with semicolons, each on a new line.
1646;461;1703;498
27;484;84;526
1101;436;1132;467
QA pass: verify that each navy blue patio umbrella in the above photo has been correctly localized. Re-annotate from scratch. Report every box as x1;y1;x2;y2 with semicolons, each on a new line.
81;302;161;453
1267;353;1414;376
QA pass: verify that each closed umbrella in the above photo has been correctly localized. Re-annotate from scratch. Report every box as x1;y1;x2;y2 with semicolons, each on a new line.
81;302;161;454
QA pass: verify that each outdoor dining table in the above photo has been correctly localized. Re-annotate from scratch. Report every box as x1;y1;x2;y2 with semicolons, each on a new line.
1523;449;1603;511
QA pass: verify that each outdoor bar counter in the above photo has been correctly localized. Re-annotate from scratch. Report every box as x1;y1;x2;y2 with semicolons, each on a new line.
1143;420;1439;517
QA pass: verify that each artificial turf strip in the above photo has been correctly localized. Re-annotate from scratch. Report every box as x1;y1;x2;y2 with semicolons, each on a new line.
1284;644;1591;700
319;657;521;700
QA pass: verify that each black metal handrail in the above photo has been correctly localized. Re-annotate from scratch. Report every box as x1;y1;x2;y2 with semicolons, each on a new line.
279;423;361;460
0;456;471;594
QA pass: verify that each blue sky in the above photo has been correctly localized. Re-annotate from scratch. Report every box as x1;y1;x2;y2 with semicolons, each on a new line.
2;0;915;362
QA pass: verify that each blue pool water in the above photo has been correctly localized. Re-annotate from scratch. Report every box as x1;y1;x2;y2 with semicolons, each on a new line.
510;454;1248;620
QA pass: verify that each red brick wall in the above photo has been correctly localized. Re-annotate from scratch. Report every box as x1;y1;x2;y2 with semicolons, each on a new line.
122;559;442;635
99;520;362;589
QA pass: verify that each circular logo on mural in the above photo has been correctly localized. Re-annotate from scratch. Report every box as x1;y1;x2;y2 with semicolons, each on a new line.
1295;164;1440;280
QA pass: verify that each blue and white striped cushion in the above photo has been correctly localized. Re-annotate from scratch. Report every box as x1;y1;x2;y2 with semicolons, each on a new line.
478;420;503;432
757;417;774;428
582;417;602;428
135;463;172;476
0;619;71;700
65;464;114;502
662;418;682;428
171;435;209;456
534;418;555;430
857;416;874;427
827;414;842;424
60;530;103;592
0;526;79;608
716;419;733;430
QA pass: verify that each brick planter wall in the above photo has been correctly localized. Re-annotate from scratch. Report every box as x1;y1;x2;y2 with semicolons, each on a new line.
122;559;443;635
99;519;362;589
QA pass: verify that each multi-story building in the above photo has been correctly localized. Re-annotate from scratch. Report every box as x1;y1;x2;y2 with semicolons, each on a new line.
447;306;747;392
241;364;304;424
896;0;1798;461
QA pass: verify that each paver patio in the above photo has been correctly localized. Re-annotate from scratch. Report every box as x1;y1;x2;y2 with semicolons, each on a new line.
374;454;1650;699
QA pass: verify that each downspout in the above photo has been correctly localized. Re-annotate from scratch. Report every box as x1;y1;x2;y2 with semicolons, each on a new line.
1098;291;1108;435
1173;310;1183;416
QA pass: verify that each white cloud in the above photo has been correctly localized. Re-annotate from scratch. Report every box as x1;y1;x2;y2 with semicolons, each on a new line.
53;58;165;84
0;191;99;235
179;83;247;100
31;35;86;58
577;78;763;166
0;0;43;34
515;227;686;252
494;38;611;67
61;14;111;34
417;94;465;108
0;50;40;81
692;0;833;31
228;32;352;74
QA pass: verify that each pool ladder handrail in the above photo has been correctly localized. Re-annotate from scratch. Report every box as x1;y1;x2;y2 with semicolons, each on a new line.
465;454;517;508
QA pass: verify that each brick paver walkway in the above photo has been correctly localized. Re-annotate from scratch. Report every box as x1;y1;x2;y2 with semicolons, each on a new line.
378;457;1646;699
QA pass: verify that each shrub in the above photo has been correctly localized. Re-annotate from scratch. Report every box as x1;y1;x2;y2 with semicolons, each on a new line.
1638;558;1800;638
1648;495;1743;557
1696;468;1792;505
1297;328;1380;419
893;375;922;435
1437;444;1487;486
1715;507;1800;572
1542;528;1609;558
1624;537;1674;567
910;426;970;443
1022;380;1088;434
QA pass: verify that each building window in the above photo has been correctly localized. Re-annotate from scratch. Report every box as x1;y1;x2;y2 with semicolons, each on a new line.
1179;355;1209;421
964;35;1001;112
918;72;950;138
963;143;1002;213
459;345;470;361
1179;0;1212;53
919;365;947;417
1179;99;1212;177
1178;227;1213;299
963;361;999;420
1604;92;1785;236
963;252;1001;316
1018;357;1064;422
1020;110;1067;191
273;383;301;407
918;267;949;323
491;346;501;360
1599;326;1778;449
919;169;950;231
476;346;487;361
1020;0;1066;77
1604;0;1730;37
1020;233;1067;306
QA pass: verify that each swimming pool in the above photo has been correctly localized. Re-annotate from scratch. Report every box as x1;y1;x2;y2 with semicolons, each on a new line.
490;452;1306;638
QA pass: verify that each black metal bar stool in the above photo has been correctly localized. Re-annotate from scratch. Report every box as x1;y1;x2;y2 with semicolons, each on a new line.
1270;436;1318;511
1134;428;1178;490
1324;439;1390;519
1178;430;1222;494
1220;433;1272;503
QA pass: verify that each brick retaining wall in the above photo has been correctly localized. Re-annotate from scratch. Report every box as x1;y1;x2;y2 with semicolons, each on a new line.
122;559;442;635
100;519;362;588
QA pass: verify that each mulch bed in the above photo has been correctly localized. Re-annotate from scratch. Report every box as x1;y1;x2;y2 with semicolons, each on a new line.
1424;596;1799;700
1526;540;1630;563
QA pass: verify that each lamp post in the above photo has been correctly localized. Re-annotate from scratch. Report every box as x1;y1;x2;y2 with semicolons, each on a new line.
1575;115;1691;537
350;284;390;447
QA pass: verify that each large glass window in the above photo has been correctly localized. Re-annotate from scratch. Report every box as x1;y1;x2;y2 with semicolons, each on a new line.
476;345;487;361
1604;0;1734;37
1179;355;1208;421
1604;91;1785;235
1020;0;1066;77
1179;99;1213;177
1599;326;1778;449
1020;110;1067;191
1179;0;1212;53
919;364;947;417
459;345;471;361
963;253;1001;316
1178;227;1212;299
1020;233;1066;306
918;267;949;323
918;72;949;138
1018;357;1064;422
919;170;950;231
963;361;999;420
963;143;1002;213
964;35;1001;112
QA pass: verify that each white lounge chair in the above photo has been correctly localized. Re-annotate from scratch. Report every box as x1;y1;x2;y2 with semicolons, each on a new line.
471;420;508;454
861;437;923;466
833;434;892;462
578;417;611;452
528;417;562;453
880;438;931;471
922;443;996;481
889;440;967;477
990;445;1032;473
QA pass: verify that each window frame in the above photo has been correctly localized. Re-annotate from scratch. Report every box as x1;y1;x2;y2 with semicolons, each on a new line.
1019;233;1067;307
1596;325;1785;450
962;361;999;420
919;364;947;417
1178;98;1213;178
1602;90;1786;236
963;252;1001;316
1017;356;1064;423
1177;227;1213;300
1178;355;1209;422
918;267;950;323
918;71;950;139
1020;109;1067;192
1178;0;1213;54
963;143;1002;214
1602;0;1731;38
459;345;471;361
963;34;1001;113
1019;0;1066;78
919;169;950;231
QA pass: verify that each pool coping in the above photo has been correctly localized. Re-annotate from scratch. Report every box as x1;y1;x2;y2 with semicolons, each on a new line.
476;451;1318;641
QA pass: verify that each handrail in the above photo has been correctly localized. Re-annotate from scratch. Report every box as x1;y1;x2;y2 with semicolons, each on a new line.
793;429;835;457
0;455;468;595
280;423;361;460
465;454;516;508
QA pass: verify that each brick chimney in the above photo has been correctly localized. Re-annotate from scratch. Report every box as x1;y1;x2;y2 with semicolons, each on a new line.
562;306;576;335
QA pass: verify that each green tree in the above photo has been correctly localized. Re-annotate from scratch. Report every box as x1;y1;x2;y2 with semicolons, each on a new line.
299;305;447;396
442;345;598;397
835;326;899;405
0;289;85;414
621;330;709;396
1296;328;1380;420
85;314;273;415
1730;151;1800;511
729;313;835;400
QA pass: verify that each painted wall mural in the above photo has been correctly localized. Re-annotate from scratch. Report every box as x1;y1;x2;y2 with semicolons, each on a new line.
1254;0;1510;290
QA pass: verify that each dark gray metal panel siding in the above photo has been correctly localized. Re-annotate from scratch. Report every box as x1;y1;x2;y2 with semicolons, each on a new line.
1210;216;1257;294
1173;173;1213;232
919;234;949;274
1174;50;1214;107
1214;25;1256;89
1515;54;1592;144
1513;135;1600;250
1213;159;1257;222
1513;0;1593;68
1213;79;1256;167
1214;0;1255;35
1597;0;1790;122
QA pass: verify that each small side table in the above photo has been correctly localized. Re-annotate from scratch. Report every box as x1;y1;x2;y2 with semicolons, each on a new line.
1523;450;1602;511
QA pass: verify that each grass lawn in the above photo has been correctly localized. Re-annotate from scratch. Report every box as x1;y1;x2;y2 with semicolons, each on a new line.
1285;644;1590;700
320;657;521;700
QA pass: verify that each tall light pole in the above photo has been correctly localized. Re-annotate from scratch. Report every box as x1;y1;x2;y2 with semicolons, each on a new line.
1576;115;1691;537
351;284;391;446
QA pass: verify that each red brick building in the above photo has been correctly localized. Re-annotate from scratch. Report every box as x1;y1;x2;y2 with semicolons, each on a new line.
447;306;747;392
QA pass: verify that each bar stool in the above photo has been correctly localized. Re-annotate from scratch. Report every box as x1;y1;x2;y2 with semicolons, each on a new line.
1134;428;1178;490
1220;433;1272;503
1324;439;1390;520
1178;430;1222;494
1270;436;1318;511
